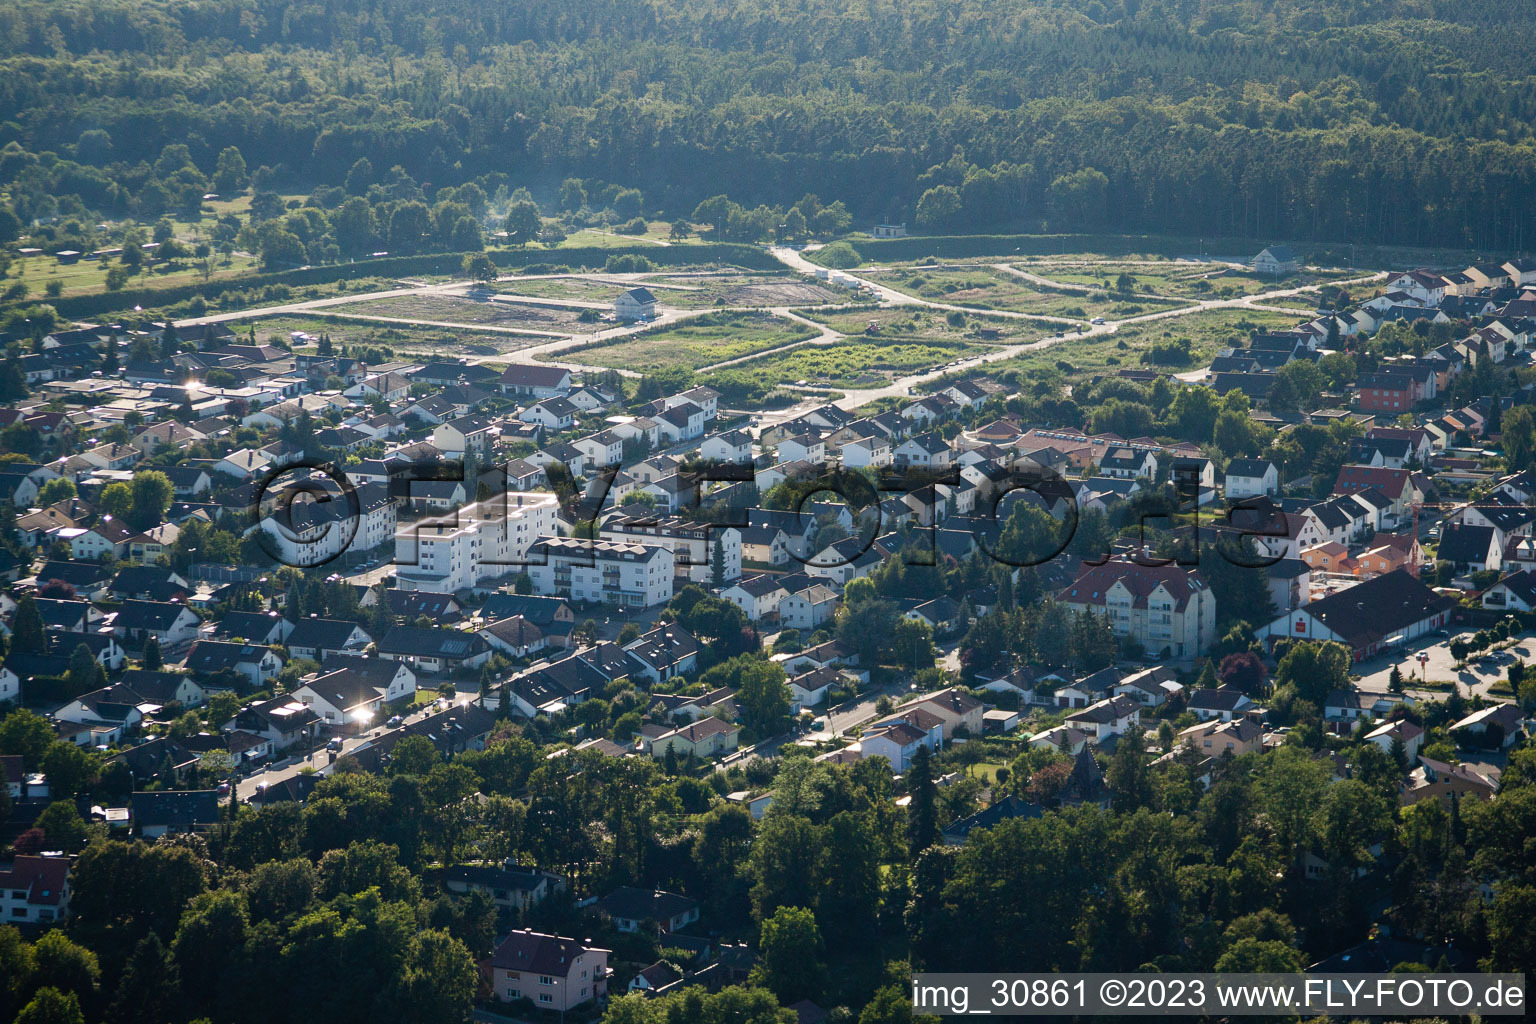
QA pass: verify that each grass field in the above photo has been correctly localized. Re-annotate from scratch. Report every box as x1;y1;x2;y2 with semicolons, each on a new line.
1031;261;1347;301
707;337;983;389
983;307;1305;381
557;311;818;372
3;250;264;301
562;223;676;248
803;306;1045;346
862;265;1192;319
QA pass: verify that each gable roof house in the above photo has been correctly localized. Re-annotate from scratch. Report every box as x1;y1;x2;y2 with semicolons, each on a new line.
292;668;393;733
1257;569;1454;661
1436;522;1503;575
228;695;322;750
1065;694;1144;742
183;640;284;689
377;626;491;674
593;887;701;934
482;930;610;1010
133;789;221;838
0;856;73;924
113;600;201;649
1057;560;1216;661
284;617;372;662
1186;687;1256;723
498;364;574;399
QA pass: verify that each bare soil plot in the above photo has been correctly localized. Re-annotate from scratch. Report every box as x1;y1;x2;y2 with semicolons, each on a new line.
236;314;547;359
645;274;843;309
331;293;594;332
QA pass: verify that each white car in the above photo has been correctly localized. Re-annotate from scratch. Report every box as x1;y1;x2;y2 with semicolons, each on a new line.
1090;317;1106;325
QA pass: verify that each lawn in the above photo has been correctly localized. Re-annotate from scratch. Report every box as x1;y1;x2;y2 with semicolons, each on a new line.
707;337;983;389
558;311;819;372
983;307;1305;382
971;761;1011;786
862;265;1191;319
803;306;1044;346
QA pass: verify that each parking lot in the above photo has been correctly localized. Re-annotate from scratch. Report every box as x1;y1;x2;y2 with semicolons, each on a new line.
1356;630;1530;702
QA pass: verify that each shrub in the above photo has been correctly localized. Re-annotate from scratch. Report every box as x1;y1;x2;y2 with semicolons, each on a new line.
816;241;861;268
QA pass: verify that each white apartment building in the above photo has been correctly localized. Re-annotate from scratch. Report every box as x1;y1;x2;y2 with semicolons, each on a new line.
599;514;742;584
259;482;396;567
395;491;560;594
1056;560;1218;661
528;537;675;608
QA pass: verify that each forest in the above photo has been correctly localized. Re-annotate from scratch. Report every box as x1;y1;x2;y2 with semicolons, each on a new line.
2;0;1536;250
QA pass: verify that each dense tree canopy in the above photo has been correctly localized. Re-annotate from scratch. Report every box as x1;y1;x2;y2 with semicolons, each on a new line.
2;0;1536;252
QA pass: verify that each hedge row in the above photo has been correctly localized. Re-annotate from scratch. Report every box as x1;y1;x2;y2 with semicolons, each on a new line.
811;232;1269;265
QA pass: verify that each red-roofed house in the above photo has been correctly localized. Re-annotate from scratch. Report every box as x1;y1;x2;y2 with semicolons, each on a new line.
1332;465;1427;518
0;855;72;923
1056;559;1217;660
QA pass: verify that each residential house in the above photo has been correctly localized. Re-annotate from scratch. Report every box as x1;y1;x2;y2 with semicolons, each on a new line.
133;790;222;838
483;930;610;1010
1224;458;1279;499
285;618;372;662
1403;756;1501;806
1450;704;1524;749
1179;717;1264;756
615;287;658;321
439;864;564;914
0;856;72;923
376;627;491;675
114;600;201;649
1065;694;1143;742
1186;687;1255;723
649;718;741;761
183;641;283;688
593;888;700;935
1365;719;1425;761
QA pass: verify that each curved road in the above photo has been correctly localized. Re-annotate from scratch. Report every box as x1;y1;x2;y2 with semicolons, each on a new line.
177;248;1383;413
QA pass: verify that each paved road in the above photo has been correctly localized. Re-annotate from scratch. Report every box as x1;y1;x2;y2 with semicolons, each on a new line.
766;246;1384;412
235;696;468;801
174;246;1382;434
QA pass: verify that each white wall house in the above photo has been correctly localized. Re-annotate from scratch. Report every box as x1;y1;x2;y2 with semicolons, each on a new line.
528;537;675;608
